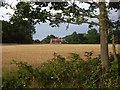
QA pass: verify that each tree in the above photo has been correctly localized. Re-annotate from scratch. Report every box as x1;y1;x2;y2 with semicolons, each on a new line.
78;33;88;44
114;29;120;44
108;28;120;63
64;32;87;44
63;32;78;44
11;1;120;72
2;20;35;44
41;35;56;44
86;29;100;44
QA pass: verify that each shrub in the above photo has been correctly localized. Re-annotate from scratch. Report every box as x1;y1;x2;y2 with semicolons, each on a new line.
2;52;120;88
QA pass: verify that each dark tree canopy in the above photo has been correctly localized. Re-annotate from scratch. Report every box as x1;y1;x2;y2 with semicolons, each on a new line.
2;20;35;44
11;1;119;26
86;29;100;44
41;35;56;44
63;32;88;44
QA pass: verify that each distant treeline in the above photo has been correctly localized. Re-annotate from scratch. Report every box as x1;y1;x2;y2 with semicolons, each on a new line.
40;29;120;44
2;20;120;44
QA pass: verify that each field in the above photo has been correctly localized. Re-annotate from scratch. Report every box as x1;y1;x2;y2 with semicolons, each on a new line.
2;44;119;70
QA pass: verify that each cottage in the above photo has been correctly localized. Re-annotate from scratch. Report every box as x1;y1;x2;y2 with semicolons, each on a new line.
50;37;65;44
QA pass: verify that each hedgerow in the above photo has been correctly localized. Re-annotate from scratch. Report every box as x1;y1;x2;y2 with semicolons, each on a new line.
2;51;120;88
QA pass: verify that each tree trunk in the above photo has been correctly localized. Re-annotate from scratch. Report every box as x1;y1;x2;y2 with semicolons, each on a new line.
99;2;110;73
100;27;110;73
112;34;118;62
118;44;120;76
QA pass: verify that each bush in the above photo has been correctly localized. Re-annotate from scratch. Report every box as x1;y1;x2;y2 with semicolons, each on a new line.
2;52;120;88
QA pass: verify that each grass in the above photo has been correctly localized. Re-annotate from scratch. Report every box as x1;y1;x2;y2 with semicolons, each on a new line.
2;44;119;70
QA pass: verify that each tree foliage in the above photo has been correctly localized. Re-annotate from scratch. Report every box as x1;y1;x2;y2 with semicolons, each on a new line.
41;35;56;44
41;28;120;44
2;20;35;44
86;29;100;44
63;32;87;44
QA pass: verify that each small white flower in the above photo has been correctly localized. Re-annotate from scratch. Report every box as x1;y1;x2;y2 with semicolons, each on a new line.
24;84;26;87
51;77;54;79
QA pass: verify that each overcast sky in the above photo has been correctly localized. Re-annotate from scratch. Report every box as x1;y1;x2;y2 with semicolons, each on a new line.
0;0;119;40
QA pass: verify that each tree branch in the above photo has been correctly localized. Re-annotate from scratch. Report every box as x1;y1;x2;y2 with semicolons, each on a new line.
76;14;98;19
70;21;99;26
47;17;99;26
93;73;108;84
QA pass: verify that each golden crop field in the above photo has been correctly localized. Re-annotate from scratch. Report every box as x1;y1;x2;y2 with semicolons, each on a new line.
2;44;119;70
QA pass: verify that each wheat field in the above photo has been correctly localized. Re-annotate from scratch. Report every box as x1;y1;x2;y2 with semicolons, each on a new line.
2;44;119;70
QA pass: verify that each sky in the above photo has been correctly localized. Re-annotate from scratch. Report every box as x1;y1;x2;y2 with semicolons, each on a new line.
0;0;119;40
33;23;91;40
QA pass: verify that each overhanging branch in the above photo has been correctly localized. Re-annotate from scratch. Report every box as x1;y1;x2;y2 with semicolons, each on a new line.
47;17;99;26
70;21;99;26
77;14;98;19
